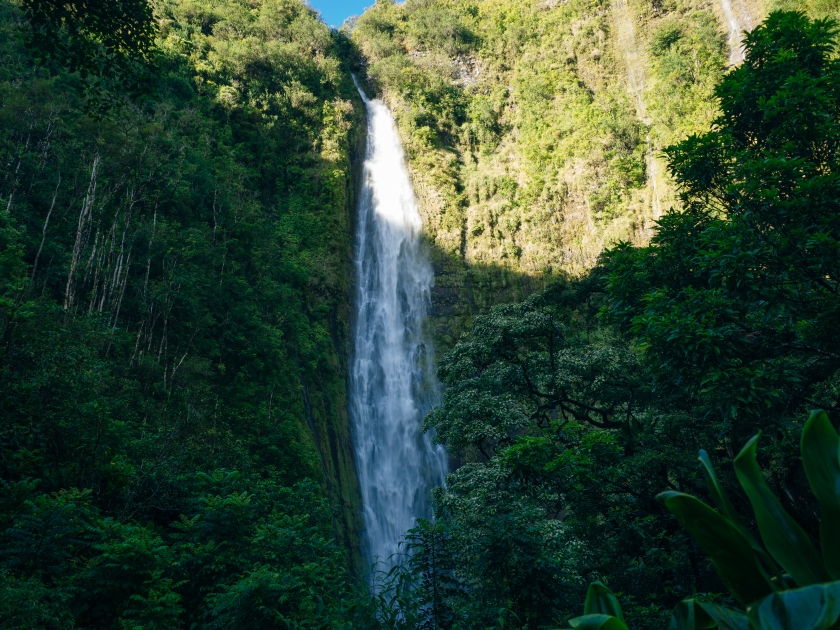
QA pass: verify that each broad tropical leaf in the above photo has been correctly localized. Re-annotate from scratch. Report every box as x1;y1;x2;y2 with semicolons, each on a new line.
584;581;626;622
669;599;718;630
747;581;840;630
699;450;783;581
801;410;840;580
568;614;630;630
734;435;829;586
696;601;750;630
699;452;758;547
657;491;773;605
669;598;749;630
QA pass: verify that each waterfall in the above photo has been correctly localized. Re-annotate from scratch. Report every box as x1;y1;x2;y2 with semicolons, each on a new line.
720;0;746;65
349;78;449;570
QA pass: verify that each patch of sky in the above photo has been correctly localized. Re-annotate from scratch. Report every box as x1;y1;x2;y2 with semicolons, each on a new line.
308;0;374;28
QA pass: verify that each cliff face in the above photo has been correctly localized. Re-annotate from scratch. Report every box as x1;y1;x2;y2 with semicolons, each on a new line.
0;0;365;574
299;118;368;572
349;0;825;350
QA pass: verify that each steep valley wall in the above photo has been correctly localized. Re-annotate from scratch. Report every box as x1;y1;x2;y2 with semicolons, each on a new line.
350;0;836;354
0;0;367;575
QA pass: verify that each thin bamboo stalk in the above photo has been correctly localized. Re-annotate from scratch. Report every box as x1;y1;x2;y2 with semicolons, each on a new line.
64;154;100;310
31;174;61;280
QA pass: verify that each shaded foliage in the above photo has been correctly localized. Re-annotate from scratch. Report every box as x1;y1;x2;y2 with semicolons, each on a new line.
395;10;840;630
19;0;158;109
606;10;840;442
0;0;372;626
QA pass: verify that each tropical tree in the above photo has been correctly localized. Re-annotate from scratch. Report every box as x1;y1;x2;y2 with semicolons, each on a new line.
605;11;840;443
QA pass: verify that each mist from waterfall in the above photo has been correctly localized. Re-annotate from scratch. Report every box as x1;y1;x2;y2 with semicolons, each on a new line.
349;78;448;570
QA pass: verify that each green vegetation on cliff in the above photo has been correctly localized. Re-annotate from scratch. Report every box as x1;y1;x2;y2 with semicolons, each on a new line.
382;10;840;630
350;0;840;354
350;0;730;350
5;0;840;629
0;0;370;625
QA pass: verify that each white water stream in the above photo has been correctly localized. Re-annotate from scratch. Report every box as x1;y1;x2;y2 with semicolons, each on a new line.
720;0;744;65
349;79;448;570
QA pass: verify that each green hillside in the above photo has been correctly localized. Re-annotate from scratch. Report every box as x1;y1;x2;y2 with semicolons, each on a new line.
350;0;840;349
0;0;368;625
350;3;840;629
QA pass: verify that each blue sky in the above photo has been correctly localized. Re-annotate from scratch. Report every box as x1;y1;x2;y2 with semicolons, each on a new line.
308;0;374;27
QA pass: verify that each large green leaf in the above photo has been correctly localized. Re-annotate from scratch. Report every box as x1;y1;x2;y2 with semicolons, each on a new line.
669;599;718;630
669;599;749;630
699;450;752;539
801;410;840;580
584;581;626;622
699;450;783;582
657;491;773;605
696;601;750;630
747;581;840;630
567;614;630;630
734;435;829;586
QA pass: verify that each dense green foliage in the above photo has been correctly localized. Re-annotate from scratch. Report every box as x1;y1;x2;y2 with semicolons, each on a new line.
564;410;840;629
606;10;840;440
381;10;840;630
0;0;371;626
413;279;716;628
349;0;731;352
20;0;157;108
6;0;840;628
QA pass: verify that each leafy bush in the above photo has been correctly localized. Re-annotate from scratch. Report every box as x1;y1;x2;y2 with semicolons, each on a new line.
562;410;840;630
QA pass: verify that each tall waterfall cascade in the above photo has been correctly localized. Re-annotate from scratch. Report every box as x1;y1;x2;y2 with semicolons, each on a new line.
349;79;449;569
